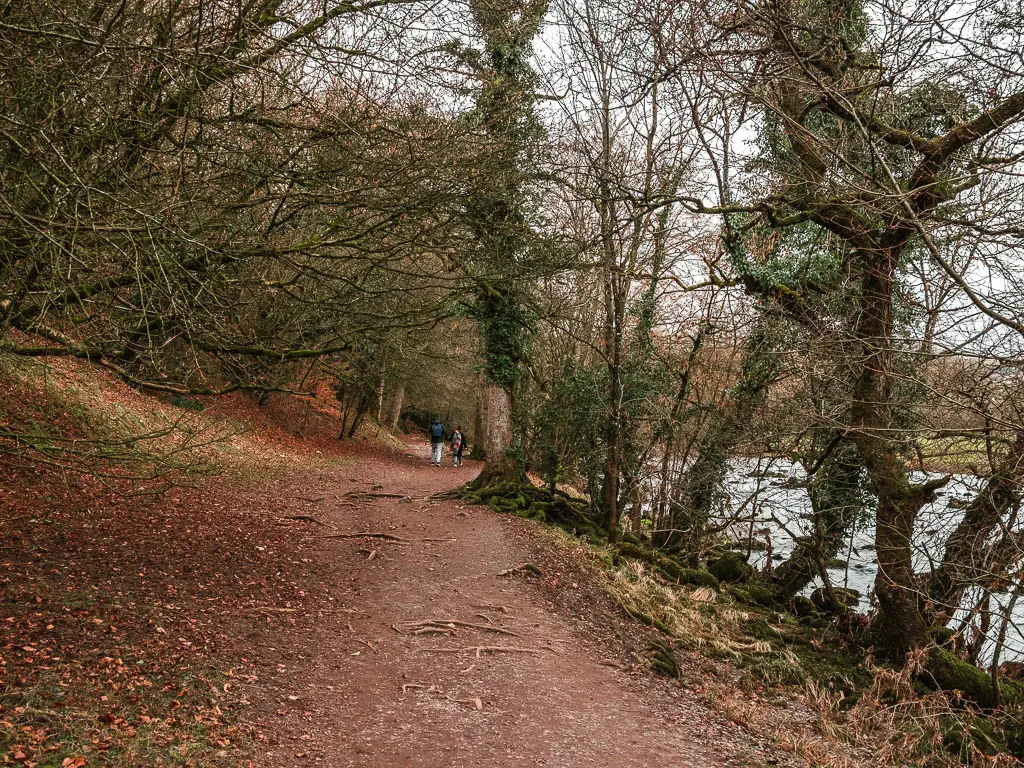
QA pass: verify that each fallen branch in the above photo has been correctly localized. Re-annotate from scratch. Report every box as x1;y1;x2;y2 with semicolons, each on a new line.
293;496;324;504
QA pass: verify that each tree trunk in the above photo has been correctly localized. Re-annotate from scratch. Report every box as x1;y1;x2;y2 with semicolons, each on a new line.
851;241;943;658
928;431;1024;623
472;383;519;488
602;409;622;537
678;319;781;531
470;375;486;459
346;389;373;438
387;381;404;432
652;329;705;542
772;441;864;600
629;475;643;535
375;359;387;424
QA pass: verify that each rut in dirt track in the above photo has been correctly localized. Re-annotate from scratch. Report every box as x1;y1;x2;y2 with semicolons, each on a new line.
245;439;757;768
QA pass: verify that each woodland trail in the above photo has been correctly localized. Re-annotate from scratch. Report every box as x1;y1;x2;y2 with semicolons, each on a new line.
241;438;765;768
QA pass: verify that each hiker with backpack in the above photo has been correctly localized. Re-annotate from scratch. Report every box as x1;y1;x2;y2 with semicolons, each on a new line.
428;419;445;466
450;427;465;467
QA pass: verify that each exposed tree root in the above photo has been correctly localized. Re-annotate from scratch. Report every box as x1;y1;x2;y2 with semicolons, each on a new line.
343;491;412;501
394;619;520;637
393;623;456;636
428;488;465;501
424;646;544;657
317;532;456;545
316;532;410;542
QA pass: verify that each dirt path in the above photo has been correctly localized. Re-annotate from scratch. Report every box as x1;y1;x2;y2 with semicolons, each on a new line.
240;440;764;767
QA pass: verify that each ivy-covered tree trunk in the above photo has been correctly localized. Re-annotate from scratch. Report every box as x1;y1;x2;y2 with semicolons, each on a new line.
470;286;531;489
462;0;547;489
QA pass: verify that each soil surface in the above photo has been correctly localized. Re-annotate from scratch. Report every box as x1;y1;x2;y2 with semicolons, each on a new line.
2;429;781;767
240;439;767;768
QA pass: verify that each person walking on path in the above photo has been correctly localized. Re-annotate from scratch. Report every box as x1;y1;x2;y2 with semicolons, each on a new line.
429;419;445;466
450;427;465;467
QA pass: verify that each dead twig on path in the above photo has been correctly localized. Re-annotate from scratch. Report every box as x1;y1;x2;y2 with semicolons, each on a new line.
401;683;436;694
421;537;457;543
474;603;511;614
447;695;484;710
496;562;543;577
293;496;324;503
401;684;483;711
279;515;324;525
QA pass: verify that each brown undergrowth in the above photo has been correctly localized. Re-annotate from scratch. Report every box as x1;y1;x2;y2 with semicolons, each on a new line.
0;356;385;767
515;523;1023;767
1;468;259;767
0;354;374;487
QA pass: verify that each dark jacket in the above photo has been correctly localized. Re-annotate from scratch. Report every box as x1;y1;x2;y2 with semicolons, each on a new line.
429;422;444;444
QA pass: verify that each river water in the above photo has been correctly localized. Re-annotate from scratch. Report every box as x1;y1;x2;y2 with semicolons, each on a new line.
721;457;1023;662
